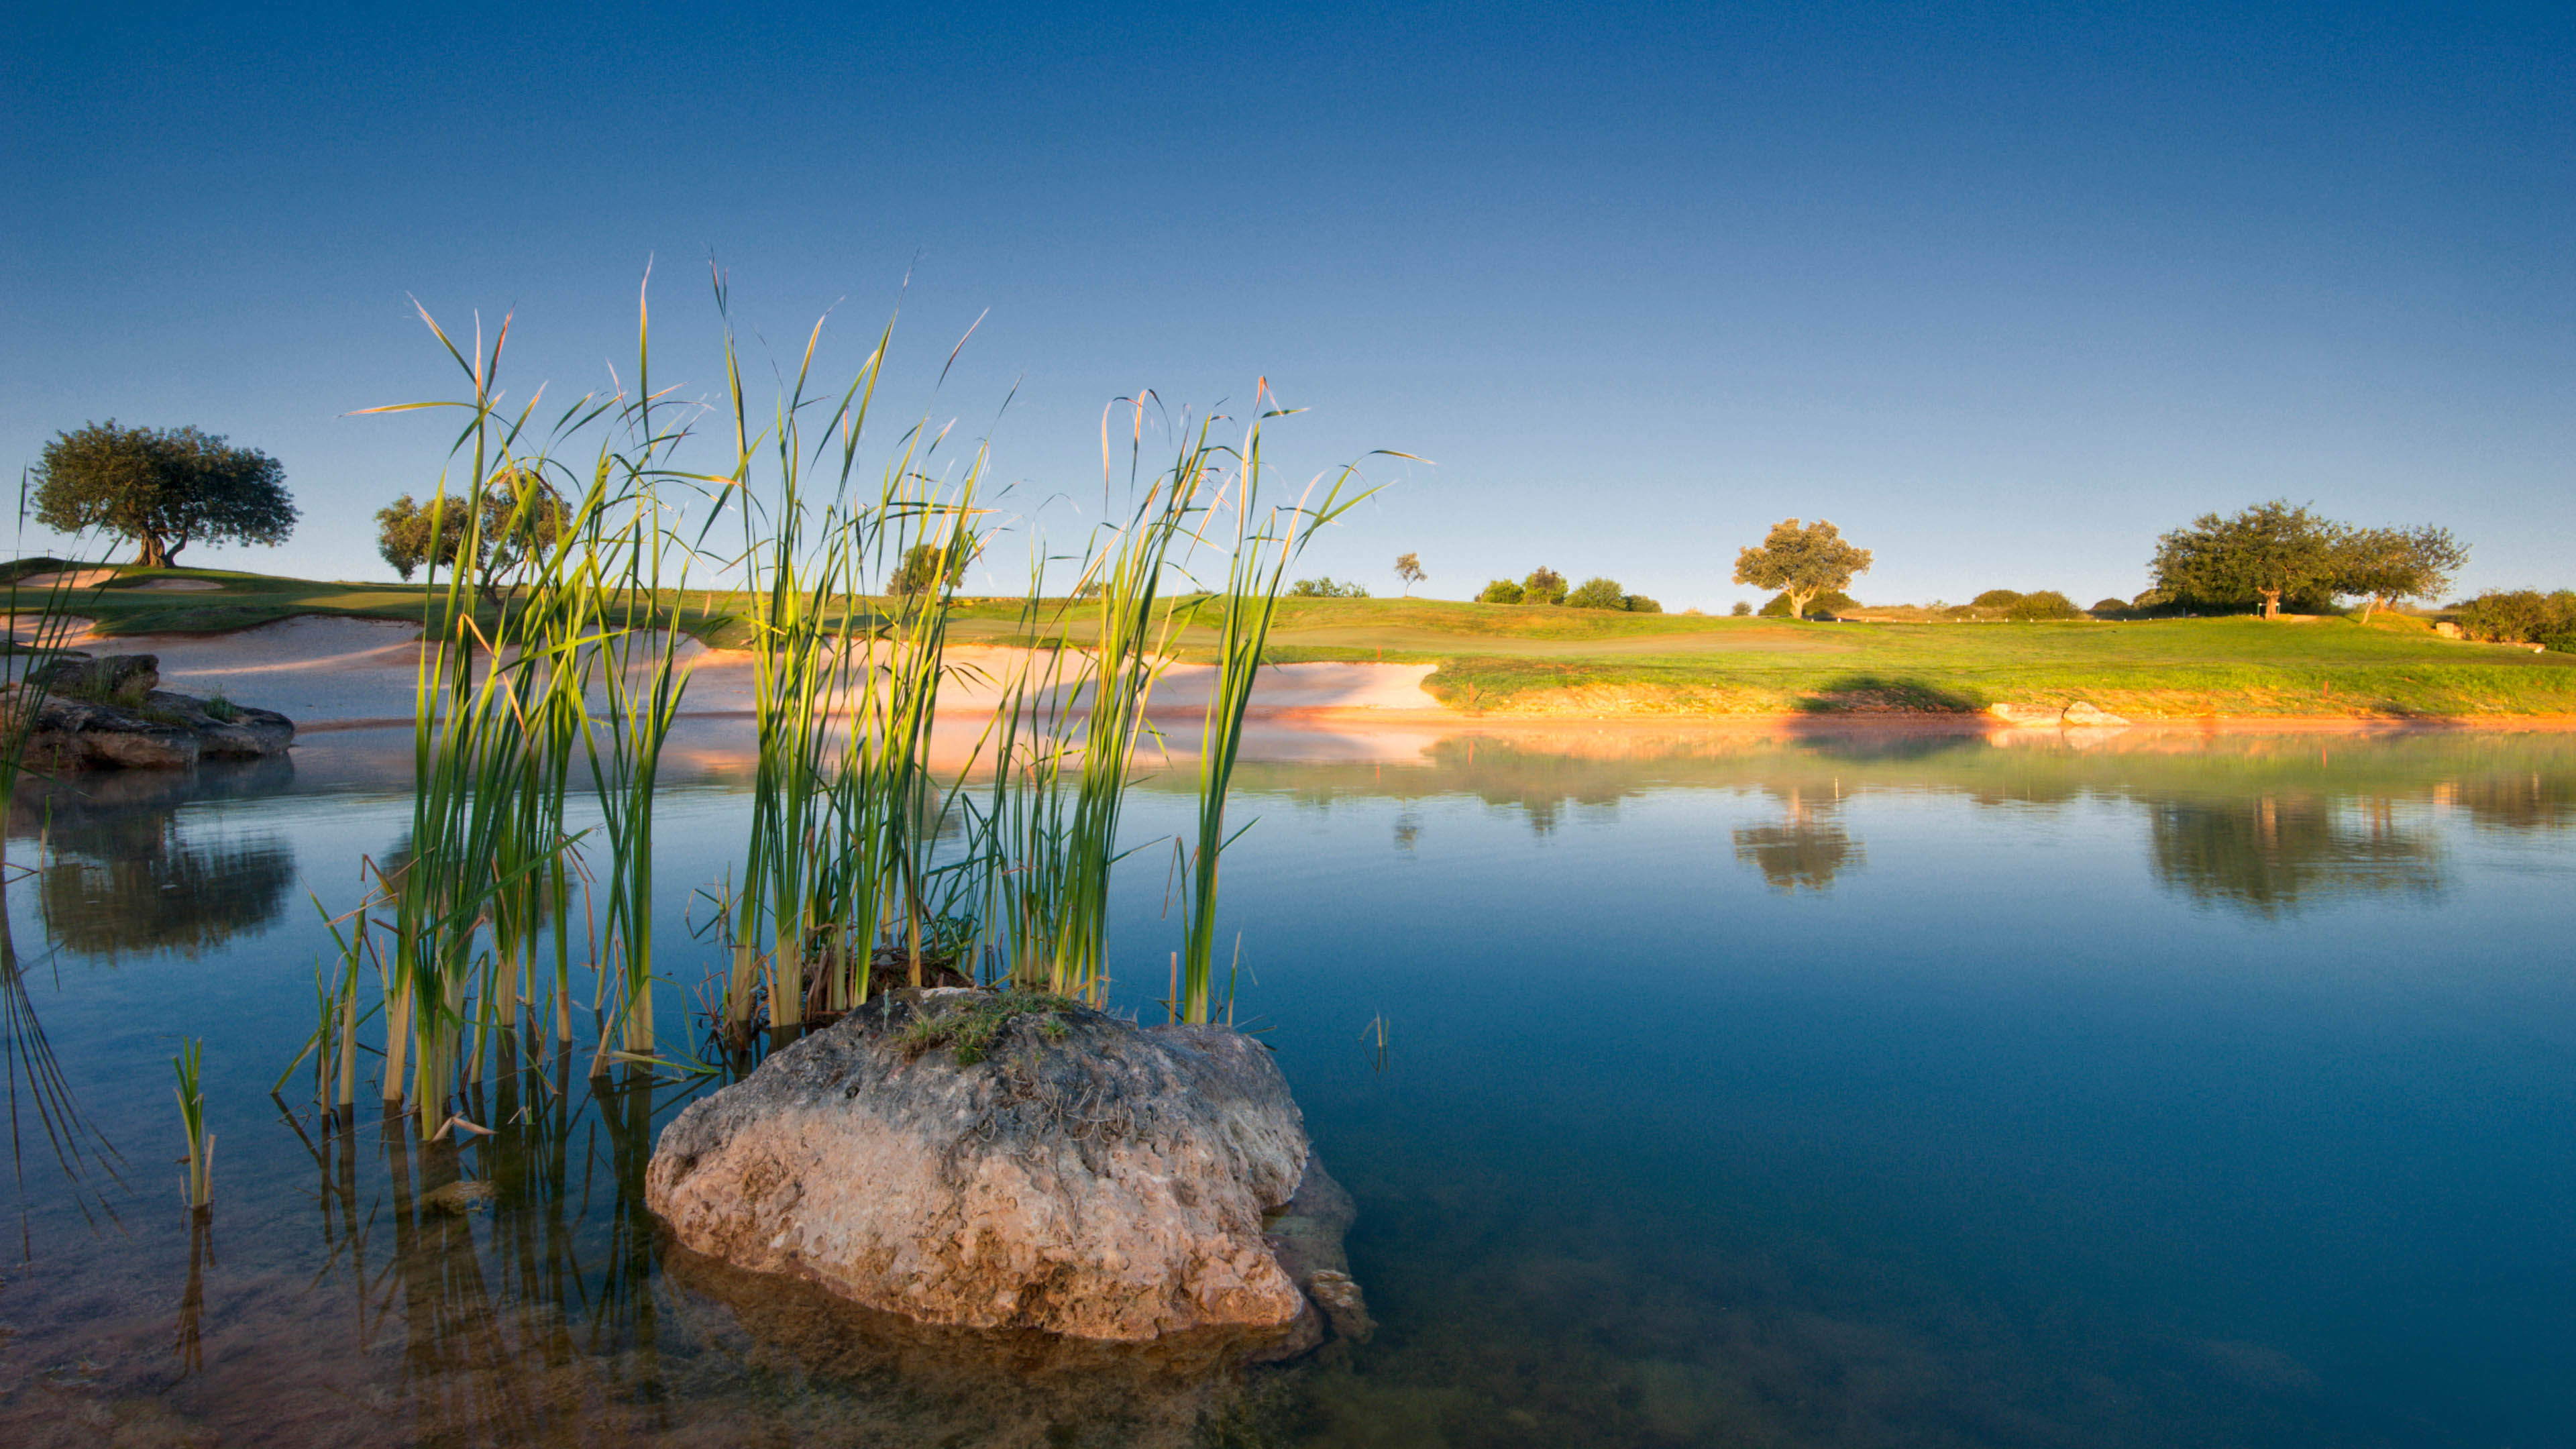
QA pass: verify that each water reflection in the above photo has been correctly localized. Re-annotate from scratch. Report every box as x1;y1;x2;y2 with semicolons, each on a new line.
2149;794;2443;915
1;722;2571;1447
13;759;298;961
1733;786;1865;892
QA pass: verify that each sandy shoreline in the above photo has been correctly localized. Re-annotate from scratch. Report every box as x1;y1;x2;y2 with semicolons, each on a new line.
24;616;2576;735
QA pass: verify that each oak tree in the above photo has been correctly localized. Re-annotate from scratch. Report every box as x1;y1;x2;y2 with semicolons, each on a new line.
2150;500;2339;619
33;421;297;568
2332;525;2467;621
1733;519;1872;621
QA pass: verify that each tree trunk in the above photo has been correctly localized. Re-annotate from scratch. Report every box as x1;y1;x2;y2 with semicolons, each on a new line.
2260;588;2282;619
134;534;172;569
1790;589;1815;620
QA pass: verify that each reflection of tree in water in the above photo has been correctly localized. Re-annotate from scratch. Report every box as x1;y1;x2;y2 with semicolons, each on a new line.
2447;771;2576;833
17;759;298;962
2149;794;2441;915
1733;786;1864;892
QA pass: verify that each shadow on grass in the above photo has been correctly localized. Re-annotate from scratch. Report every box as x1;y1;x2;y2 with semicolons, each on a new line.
1792;674;1985;714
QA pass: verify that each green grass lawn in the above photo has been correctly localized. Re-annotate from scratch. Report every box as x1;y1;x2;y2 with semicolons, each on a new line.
17;568;2573;717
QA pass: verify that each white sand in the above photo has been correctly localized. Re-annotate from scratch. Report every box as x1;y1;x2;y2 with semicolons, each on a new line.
13;569;121;590
15;618;1446;727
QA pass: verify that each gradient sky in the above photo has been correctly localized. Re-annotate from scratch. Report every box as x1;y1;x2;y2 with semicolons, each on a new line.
5;1;2569;608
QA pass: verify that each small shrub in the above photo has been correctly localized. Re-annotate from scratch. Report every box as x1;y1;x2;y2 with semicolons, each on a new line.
204;693;241;722
2090;597;2128;614
1521;567;1568;606
1624;594;1662;614
1729;600;1753;617
1477;578;1525;604
1564;576;1627;610
1970;588;2024;608
2006;590;2083;621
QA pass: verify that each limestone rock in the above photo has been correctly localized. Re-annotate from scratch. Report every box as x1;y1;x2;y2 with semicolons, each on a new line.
2061;700;2129;727
16;682;294;771
1265;1156;1373;1342
647;995;1347;1344
1986;702;2061;726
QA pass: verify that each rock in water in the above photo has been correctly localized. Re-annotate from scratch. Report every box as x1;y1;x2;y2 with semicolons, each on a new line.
647;994;1344;1344
14;652;294;771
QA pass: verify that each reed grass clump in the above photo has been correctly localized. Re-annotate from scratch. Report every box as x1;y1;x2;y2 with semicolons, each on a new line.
275;270;1394;1136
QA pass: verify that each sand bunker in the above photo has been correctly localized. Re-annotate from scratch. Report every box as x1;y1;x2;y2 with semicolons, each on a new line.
19;620;1444;728
13;569;120;590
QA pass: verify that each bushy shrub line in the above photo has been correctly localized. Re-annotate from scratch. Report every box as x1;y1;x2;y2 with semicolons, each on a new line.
2453;589;2576;650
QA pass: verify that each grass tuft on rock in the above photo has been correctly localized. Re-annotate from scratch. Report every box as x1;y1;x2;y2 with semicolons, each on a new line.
897;990;1081;1066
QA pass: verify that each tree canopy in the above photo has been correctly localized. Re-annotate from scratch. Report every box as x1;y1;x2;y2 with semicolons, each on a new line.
1477;578;1524;604
2150;500;2341;618
1733;519;1872;621
372;469;568;595
2150;500;2465;620
1520;566;1568;605
892;539;972;597
32;421;297;568
2332;525;2467;621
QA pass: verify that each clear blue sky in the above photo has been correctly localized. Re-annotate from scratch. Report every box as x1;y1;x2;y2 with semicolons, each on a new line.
5;1;2569;608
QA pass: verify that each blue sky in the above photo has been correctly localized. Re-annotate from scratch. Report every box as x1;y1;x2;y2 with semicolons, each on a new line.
5;1;2569;608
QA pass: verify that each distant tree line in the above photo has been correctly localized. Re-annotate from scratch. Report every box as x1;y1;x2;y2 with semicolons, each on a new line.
1475;566;1660;613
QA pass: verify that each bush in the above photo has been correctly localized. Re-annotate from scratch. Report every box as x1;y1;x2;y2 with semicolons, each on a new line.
1624;594;1662;614
1758;590;1858;619
2090;597;2129;614
2006;589;2084;621
1477;578;1525;604
2454;589;2576;645
1730;600;1753;617
1565;576;1627;610
1970;588;2024;608
1288;576;1369;598
1521;567;1568;606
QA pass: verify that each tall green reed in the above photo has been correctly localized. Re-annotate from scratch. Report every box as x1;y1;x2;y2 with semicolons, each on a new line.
1175;388;1386;1022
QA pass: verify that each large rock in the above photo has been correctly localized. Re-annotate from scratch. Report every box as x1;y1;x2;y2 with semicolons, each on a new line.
15;661;295;771
647;991;1360;1345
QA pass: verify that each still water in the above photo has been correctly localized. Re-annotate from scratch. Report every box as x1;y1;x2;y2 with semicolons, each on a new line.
1;722;2570;1447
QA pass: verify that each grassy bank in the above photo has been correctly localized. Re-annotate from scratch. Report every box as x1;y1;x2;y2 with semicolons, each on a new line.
21;570;2576;717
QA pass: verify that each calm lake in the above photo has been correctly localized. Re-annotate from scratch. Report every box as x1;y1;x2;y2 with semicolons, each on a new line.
3;722;2571;1447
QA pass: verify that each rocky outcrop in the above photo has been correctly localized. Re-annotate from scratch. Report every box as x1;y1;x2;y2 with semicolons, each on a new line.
1987;700;2130;729
647;991;1366;1347
15;655;294;770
